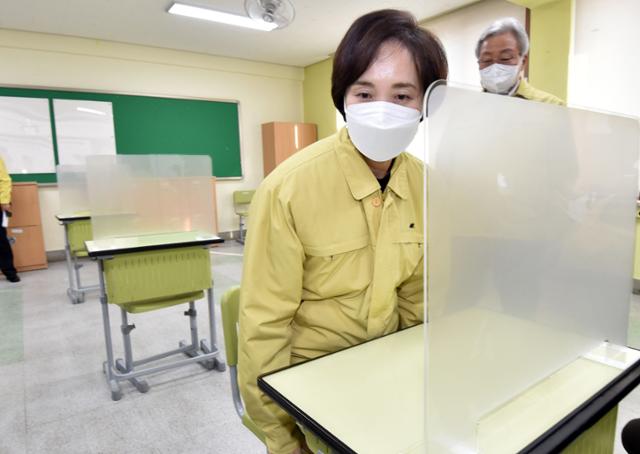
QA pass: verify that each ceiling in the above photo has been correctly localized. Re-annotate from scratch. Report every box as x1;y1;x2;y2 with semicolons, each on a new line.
0;0;478;67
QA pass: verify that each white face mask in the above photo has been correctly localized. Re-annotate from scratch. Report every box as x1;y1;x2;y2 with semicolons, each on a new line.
345;101;422;162
479;63;521;94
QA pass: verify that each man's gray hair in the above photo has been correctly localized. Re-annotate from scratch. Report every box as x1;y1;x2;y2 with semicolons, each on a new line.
475;17;529;58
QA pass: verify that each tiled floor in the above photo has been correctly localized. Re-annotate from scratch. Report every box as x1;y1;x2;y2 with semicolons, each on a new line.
0;242;263;454
1;242;640;453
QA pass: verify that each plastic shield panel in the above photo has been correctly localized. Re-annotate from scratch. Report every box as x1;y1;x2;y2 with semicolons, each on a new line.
425;84;639;452
57;164;90;215
86;154;214;240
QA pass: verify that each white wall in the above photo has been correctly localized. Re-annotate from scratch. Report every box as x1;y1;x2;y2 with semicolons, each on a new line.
422;0;527;88
568;0;640;118
0;29;304;251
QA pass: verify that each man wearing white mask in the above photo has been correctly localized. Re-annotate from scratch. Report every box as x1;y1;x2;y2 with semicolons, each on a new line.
476;17;564;105
238;9;447;454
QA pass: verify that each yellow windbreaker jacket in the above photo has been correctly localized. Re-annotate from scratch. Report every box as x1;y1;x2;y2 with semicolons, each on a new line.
515;78;565;106
0;157;12;205
238;127;424;454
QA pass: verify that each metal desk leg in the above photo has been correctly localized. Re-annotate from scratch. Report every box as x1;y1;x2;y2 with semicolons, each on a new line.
64;225;82;304
114;308;149;394
73;254;85;302
237;215;246;244
181;291;225;371
206;285;226;372
98;259;122;401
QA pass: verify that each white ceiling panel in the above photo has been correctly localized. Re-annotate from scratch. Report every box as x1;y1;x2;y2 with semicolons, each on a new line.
0;0;478;66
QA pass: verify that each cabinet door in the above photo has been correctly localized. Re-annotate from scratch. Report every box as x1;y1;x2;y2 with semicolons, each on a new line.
274;123;318;164
8;225;48;271
262;122;318;177
10;183;41;227
262;122;277;177
297;123;318;149
273;123;297;165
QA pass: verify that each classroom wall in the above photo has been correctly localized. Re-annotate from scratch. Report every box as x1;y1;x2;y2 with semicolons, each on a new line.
421;0;527;88
0;29;304;251
527;0;572;101
568;0;640;118
303;58;336;140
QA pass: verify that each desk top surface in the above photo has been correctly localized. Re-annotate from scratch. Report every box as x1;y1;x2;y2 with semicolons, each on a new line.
85;231;223;257
260;315;640;454
55;211;91;221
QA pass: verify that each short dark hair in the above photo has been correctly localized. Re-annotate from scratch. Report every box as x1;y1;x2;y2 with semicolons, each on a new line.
332;9;448;119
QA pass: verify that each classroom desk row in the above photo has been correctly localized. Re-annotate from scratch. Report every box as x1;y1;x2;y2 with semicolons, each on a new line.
260;316;640;454
54;213;640;452
57;212;227;400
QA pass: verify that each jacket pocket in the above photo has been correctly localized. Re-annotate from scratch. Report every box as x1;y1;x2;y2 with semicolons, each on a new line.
304;236;370;257
302;236;371;297
393;231;424;282
393;231;424;245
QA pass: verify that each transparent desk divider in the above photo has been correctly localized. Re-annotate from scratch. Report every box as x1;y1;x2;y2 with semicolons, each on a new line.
424;83;639;453
86;155;214;240
57;164;90;215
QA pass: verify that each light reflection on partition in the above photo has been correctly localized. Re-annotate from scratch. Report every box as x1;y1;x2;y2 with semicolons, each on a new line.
57;164;90;215
424;83;639;452
86;155;214;240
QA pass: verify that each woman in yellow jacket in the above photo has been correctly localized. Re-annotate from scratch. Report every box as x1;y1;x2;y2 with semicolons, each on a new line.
238;9;448;454
0;155;19;282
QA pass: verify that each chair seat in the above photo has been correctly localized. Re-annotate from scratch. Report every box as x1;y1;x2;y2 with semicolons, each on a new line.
117;290;205;313
74;250;89;258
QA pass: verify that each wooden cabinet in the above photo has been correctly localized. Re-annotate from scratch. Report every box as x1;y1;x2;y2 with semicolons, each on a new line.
262;122;317;177
8;182;47;271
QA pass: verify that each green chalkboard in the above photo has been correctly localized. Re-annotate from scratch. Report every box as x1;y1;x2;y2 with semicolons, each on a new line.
0;86;242;183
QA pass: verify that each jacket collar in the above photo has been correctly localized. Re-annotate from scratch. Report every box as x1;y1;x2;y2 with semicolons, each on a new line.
335;127;409;201
514;78;533;99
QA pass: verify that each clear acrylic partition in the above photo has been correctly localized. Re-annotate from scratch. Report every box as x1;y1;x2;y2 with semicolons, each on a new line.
86;154;214;240
424;84;639;453
56;164;90;215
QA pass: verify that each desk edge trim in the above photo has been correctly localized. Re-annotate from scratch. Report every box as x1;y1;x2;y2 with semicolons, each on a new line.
86;237;224;257
519;355;640;453
258;377;358;454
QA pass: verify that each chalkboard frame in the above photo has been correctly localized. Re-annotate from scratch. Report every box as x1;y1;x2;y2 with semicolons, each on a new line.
0;84;244;184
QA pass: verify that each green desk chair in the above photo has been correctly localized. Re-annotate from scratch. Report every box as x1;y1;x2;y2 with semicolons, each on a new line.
233;190;255;244
220;286;266;443
100;246;226;400
63;218;98;304
221;287;333;454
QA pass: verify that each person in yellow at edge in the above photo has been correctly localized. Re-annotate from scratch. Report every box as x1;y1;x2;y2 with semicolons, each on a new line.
238;9;448;454
476;17;565;105
0;155;19;282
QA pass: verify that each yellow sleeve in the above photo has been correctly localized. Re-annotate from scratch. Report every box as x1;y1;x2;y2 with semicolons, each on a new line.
397;255;424;328
237;182;305;454
0;158;12;204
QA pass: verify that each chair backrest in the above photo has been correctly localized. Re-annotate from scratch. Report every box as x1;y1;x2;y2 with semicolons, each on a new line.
221;286;241;367
233;190;255;206
220;286;267;445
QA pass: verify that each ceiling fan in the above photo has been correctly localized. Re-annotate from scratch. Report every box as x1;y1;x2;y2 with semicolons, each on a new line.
244;0;295;30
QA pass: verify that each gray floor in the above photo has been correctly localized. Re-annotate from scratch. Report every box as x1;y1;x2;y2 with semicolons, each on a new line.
0;242;263;454
1;244;640;453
